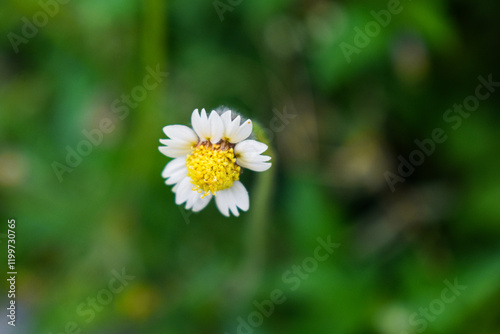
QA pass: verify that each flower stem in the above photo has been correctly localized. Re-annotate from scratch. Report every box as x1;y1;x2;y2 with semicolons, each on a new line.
245;122;276;277
225;122;276;307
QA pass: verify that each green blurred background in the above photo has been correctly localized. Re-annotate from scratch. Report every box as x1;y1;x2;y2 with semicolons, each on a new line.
1;0;499;333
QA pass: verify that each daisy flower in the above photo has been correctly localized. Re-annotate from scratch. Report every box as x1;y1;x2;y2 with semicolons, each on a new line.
159;108;272;217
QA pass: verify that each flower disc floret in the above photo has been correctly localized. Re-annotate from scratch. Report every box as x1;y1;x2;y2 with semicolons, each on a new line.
185;142;241;197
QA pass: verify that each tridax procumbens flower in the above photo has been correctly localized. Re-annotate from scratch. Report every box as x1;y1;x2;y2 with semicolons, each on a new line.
159;108;272;217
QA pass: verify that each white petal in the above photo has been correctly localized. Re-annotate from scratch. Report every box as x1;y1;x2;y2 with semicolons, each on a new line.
215;181;249;217
239;153;272;162
159;146;191;158
229;116;241;135
159;139;194;150
192;194;212;212
234;140;272;171
191;108;210;141
162;158;187;185
230;181;249;211
234;140;268;155
215;190;230;217
221;111;253;143
162;157;185;178
221;110;232;129
191;109;202;137
172;180;184;193
222;113;240;140
164;167;188;185
230;119;252;143
236;159;272;172
175;178;194;205
162;125;198;144
185;193;212;212
159;124;198;158
228;200;239;217
208;110;224;143
223;186;239;217
185;190;200;210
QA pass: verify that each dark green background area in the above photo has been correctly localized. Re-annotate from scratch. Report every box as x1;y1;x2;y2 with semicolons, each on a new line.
0;0;499;333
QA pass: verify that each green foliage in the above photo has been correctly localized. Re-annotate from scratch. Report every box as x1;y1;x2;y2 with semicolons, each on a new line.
0;0;499;333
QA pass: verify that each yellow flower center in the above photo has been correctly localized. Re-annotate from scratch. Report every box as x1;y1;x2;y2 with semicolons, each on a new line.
185;142;241;197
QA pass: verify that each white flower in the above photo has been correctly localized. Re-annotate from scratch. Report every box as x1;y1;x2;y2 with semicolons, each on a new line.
159;108;272;217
